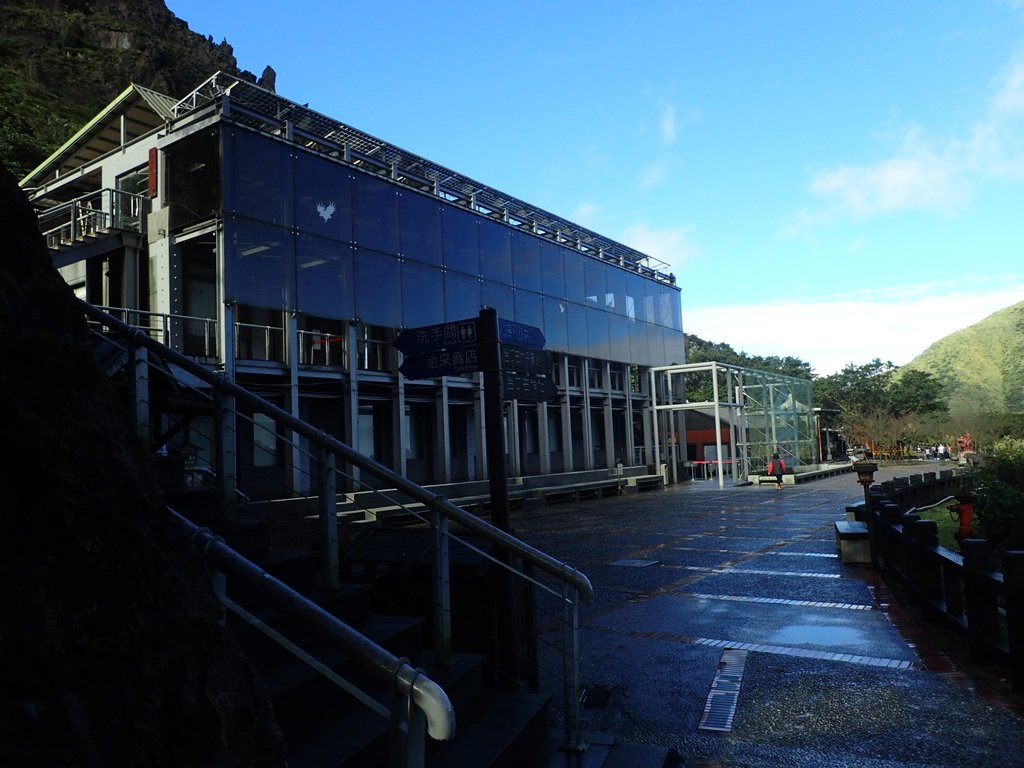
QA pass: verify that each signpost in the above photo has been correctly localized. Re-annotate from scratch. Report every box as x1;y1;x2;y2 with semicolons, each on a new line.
502;372;558;402
398;344;479;379
500;345;552;376
395;308;552;691
394;319;477;355
497;318;545;350
394;309;558;528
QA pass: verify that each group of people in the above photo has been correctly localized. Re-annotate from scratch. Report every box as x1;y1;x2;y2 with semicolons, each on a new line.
923;443;951;461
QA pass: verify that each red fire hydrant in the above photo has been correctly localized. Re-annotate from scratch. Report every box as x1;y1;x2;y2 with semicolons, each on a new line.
951;493;974;543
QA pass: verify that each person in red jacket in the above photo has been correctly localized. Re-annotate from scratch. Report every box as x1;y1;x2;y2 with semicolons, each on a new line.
768;452;786;489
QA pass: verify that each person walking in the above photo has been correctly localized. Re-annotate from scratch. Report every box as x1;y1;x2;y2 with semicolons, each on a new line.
768;452;786;489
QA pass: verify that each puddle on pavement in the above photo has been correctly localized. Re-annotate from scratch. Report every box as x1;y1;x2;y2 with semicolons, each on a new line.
771;624;867;646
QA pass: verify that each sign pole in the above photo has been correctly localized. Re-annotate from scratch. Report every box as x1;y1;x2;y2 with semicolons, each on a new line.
478;306;510;533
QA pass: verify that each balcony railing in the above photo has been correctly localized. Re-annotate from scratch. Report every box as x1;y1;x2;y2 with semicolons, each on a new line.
37;189;150;249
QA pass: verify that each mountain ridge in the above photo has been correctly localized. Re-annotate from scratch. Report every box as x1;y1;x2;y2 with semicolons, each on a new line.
901;299;1024;415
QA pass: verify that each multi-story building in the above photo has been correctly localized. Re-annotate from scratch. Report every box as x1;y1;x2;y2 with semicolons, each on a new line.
22;72;684;496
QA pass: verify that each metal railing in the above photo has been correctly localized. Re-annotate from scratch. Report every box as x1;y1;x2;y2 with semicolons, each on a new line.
80;298;595;755
95;306;218;357
37;189;149;249
169;508;455;765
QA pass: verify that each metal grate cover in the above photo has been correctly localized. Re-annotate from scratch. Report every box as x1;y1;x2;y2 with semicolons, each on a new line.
698;648;748;731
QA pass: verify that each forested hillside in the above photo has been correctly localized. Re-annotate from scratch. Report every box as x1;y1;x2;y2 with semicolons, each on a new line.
901;299;1024;415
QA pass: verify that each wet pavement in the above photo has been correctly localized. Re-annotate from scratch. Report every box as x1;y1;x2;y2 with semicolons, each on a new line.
511;465;1024;767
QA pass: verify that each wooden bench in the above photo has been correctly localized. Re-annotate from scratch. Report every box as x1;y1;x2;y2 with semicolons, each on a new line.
834;520;870;564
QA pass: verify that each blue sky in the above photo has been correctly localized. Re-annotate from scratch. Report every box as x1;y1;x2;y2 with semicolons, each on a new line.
165;0;1024;375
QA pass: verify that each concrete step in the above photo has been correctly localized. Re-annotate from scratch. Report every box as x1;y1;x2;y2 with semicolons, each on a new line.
542;731;681;768
425;689;550;767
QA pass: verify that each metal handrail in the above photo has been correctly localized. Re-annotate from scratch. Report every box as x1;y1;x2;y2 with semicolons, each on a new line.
80;298;594;604
169;508;456;749
81;298;594;750
38;189;149;248
93;306;218;356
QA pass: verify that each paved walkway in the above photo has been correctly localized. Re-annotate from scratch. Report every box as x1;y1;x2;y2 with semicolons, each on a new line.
511;466;1024;767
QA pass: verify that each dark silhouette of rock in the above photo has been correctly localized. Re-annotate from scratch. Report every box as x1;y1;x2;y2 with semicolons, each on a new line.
0;159;286;766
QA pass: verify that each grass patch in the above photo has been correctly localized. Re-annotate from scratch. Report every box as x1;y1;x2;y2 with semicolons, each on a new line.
911;500;962;551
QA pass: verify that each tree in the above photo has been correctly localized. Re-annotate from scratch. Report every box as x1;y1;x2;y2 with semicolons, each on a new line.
682;334;813;401
813;359;947;455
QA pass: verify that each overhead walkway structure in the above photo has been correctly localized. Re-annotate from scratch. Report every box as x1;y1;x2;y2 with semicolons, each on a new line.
649;361;817;488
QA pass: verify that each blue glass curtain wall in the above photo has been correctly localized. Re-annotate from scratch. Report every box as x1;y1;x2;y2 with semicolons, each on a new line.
222;128;682;365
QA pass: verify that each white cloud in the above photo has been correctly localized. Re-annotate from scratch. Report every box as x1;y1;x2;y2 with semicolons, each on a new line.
640;158;671;188
790;51;1024;232
659;103;678;144
621;223;699;276
683;279;1024;376
571;201;601;226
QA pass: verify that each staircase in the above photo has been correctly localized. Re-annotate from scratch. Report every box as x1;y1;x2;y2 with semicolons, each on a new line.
86;299;679;768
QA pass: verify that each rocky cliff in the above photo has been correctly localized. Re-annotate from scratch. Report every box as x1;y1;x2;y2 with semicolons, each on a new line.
0;0;269;179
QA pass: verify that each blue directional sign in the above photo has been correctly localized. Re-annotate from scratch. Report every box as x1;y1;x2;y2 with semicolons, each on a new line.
497;318;545;350
400;343;480;380
394;318;478;355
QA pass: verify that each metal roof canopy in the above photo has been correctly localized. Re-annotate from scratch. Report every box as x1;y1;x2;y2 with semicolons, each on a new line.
649;361;816;488
21;84;177;192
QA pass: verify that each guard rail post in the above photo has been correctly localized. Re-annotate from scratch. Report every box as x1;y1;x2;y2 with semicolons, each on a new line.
1002;550;1024;691
962;538;1001;661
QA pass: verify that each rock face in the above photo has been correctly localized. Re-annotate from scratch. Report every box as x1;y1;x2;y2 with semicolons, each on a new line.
0;0;268;177
0;159;286;765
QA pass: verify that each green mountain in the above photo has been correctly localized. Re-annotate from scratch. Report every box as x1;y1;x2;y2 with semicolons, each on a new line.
901;299;1024;415
0;0;265;180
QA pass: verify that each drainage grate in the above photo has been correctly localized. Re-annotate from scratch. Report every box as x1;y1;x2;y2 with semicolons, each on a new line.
579;684;616;709
698;648;748;731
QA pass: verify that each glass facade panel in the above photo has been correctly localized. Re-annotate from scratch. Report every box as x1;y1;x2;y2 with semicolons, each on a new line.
294;152;352;242
647;325;667;364
608;313;630;362
660;286;679;329
399;191;442;266
478;218;511;283
353;173;399;254
511;231;542;291
226;217;294;310
565;302;588;358
563;249;585;306
481;279;515;321
443;207;481;276
583;257;606;307
625;272;646;321
228;130;292;227
605;265;627;316
539;240;565;298
444;271;481;321
217;129;685;365
629;319;651;366
586;307;611;360
354;248;401;327
401;260;445;328
542;297;568;351
296;233;353;320
513;289;544;330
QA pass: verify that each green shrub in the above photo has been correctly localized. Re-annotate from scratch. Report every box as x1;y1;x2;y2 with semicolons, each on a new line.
971;437;1024;549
